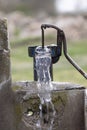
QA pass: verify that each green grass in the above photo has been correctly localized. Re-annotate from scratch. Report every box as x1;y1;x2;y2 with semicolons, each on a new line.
11;38;87;86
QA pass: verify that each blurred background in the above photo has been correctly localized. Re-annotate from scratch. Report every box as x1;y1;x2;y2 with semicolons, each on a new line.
0;0;87;86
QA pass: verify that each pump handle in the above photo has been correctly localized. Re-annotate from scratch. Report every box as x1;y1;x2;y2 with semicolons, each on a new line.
62;31;87;79
41;24;87;79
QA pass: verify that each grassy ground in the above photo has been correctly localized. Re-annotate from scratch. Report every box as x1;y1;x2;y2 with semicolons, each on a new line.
11;37;87;86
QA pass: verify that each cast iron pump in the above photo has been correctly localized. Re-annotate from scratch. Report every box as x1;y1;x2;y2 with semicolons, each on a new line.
28;24;87;81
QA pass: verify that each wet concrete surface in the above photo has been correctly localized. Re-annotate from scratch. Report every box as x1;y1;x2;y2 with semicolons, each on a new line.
12;81;85;130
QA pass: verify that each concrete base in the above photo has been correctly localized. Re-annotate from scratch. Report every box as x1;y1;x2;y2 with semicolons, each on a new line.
11;81;85;130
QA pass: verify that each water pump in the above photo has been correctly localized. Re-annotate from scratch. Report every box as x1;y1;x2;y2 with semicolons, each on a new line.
28;24;87;81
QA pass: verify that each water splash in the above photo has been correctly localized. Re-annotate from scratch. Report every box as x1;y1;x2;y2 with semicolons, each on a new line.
35;46;56;130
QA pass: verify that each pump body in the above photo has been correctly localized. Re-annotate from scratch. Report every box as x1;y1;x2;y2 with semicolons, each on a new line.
28;24;87;81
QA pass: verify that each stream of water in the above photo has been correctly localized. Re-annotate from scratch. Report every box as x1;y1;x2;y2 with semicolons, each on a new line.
35;46;55;130
22;46;56;130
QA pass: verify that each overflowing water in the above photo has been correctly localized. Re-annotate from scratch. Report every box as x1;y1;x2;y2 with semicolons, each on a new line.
35;46;55;130
22;46;56;130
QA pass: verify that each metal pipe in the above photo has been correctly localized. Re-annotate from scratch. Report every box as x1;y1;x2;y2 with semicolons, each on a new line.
41;28;44;49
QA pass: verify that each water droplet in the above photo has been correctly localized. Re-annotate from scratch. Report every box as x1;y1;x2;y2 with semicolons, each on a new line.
24;109;33;117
